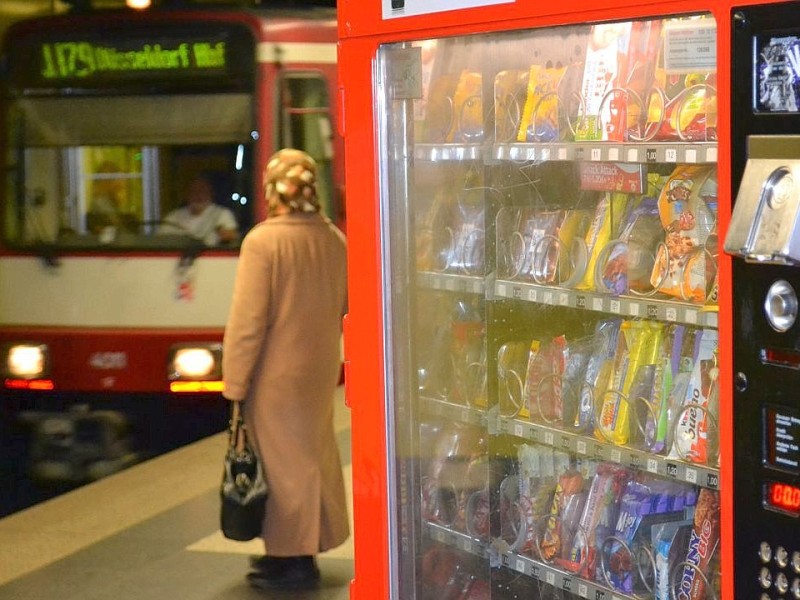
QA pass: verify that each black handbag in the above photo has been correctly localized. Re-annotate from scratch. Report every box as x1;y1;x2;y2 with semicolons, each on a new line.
220;401;268;541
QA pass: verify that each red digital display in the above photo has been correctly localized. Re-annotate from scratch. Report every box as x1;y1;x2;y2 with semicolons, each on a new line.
766;481;800;516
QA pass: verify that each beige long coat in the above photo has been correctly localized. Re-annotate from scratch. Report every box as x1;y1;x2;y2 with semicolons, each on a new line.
222;213;349;556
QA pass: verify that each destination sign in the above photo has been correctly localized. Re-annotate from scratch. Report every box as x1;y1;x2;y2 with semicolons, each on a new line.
7;24;255;91
40;40;227;80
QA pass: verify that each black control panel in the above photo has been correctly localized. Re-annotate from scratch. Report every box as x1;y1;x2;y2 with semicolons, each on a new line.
730;4;800;598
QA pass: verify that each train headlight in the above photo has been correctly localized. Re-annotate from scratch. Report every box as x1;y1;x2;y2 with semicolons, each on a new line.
2;343;54;390
168;343;223;393
6;344;47;378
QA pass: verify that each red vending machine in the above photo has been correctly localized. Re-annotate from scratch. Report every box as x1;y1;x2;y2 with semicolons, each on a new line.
339;0;738;598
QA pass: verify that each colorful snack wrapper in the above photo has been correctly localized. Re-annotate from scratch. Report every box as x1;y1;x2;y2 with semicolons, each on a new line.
540;470;585;561
494;69;529;143
650;165;718;303
653;522;694;600
576;192;630;291
451;70;484;143
674;489;720;600
574;319;621;432
526;336;567;424
567;463;631;579
670;329;719;464
517;64;566;142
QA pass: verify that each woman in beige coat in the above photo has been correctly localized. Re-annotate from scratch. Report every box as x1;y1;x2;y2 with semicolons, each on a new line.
222;149;349;590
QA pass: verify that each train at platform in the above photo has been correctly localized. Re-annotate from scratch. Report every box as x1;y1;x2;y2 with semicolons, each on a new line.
0;2;343;488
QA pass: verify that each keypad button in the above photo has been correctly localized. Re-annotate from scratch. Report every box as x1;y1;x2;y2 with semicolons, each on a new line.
777;547;790;569
777;572;789;595
762;543;774;564
791;577;800;599
763;567;775;589
792;551;800;574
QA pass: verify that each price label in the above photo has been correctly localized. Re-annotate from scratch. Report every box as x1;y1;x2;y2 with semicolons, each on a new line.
497;283;507;297
591;147;602;161
579;582;589;598
577;440;587;455
514;423;524;437
707;147;718;163
516;558;526;573
627;148;639;162
685;468;698;484
611;448;622;463
445;278;455;291
558;147;568;160
647;458;659;474
560;292;570;307
541;148;551;161
666;463;679;478
628;302;640;317
665;148;678;162
610;299;621;314
546;571;556;585
707;472;719;489
608;148;619;161
685;309;698;324
666;307;678;322
685;148;697;163
528;288;538;302
513;287;523;299
543;291;554;305
544;431;555;446
593;297;604;311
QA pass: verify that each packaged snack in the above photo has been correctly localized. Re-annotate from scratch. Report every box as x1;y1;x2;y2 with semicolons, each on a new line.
596;195;663;295
623;19;664;141
517;445;557;555
575;23;634;141
645;18;717;142
560;336;594;427
601;477;696;593
504;207;565;282
566;463;631;579
451;70;484;143
555;208;593;287
539;470;585;562
574;318;622;432
447;191;486;276
673;489;720;600
653;522;694;600
576;192;630;291
670;329;719;464
494;69;529;143
596;321;662;446
526;335;567;424
650;166;718;303
516;64;566;142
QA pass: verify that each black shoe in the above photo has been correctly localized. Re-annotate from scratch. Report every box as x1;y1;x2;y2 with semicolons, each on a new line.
247;556;320;589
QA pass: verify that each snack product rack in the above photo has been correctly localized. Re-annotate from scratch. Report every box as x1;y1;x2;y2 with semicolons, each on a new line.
336;0;765;598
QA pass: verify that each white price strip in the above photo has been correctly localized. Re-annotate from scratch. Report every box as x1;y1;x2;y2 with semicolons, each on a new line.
628;302;640;317
627;148;639;162
591;147;602;161
577;440;587;455
541;148;551;161
685;309;698;324
578;583;589;598
383;0;513;19
685;468;698;484
543;291;554;305
666;148;678;162
445;278;455;290
666;307;678;322
558;147;568;160
608;148;620;161
514;423;524;437
610;299;621;314
546;571;556;585
685;148;698;163
516;558;526;573
559;292;570;307
528;288;538;302
544;431;555;446
497;283;507;297
611;448;622;463
648;458;659;474
593;297;604;311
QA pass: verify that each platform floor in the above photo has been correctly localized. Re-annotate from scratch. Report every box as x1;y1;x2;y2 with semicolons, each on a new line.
0;388;353;600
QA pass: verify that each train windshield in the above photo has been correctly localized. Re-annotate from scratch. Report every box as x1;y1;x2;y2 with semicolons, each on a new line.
3;92;255;250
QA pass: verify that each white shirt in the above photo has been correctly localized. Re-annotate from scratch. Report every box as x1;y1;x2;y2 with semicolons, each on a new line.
160;204;238;246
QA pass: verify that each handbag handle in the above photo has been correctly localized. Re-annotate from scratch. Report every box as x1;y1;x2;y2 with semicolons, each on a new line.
227;401;248;453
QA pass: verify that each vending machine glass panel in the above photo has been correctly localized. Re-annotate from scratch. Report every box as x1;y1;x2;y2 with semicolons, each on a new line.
375;13;721;599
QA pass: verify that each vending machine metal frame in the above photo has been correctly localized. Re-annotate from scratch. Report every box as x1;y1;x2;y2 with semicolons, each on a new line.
337;0;749;597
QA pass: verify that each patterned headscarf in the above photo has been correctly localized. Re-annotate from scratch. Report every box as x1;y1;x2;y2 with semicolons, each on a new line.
263;149;320;215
